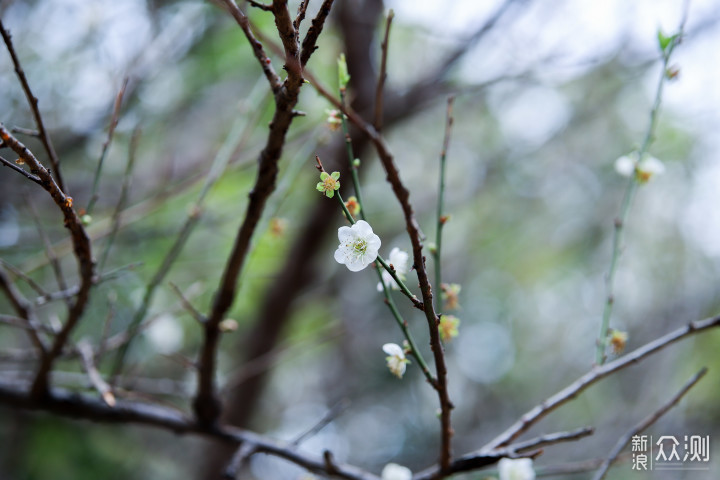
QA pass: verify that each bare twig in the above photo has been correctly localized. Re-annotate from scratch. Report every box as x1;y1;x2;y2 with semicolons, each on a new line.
98;126;139;272
169;282;206;324
483;315;720;451
0;20;66;192
87;78;129;216
591;368;707;480
0;125;95;398
299;0;334;67
0;263;46;354
0;155;42;184
0;259;48;299
373;10;394;131
26;196;68;302
217;0;282;92
78;341;116;407
293;0;310;32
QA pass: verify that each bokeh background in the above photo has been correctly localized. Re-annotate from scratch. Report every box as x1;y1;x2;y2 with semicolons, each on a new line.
1;0;719;479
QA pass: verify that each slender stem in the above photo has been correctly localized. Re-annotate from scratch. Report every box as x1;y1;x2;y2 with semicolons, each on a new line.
87;78;128;216
434;96;454;306
373;10;394;132
338;89;366;221
595;28;683;365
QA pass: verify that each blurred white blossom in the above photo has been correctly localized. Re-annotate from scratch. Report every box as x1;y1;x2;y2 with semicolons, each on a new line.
498;458;535;480
614;152;665;182
377;247;409;291
144;313;183;354
381;463;412;480
383;343;409;379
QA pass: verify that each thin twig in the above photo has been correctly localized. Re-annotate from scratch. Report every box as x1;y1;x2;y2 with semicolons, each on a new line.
433;96;454;305
0;20;66;192
217;0;282;92
99;126;139;272
0;259;48;299
299;0;334;67
247;0;272;11
0;266;46;354
26;196;68;303
293;0;310;32
87;78;129;216
591;367;707;480
169;282;206;324
483;315;720;451
78;341;116;407
0;155;42;184
373;10;394;131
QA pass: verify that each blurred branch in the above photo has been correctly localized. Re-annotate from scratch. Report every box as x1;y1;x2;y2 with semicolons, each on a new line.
0;19;66;192
0;378;380;480
27;197;68;302
87;78;129;216
78;341;116;408
591;367;707;480
373;9;393;132
483;315;720;451
0;267;46;354
98;126;140;272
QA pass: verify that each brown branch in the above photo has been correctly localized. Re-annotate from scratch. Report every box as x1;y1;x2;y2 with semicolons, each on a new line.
299;0;335;67
0;379;379;480
293;0;310;32
0;20;66;192
373;9;394;131
194;0;318;425
0;265;46;354
0;155;42;184
591;367;707;480
483;315;720;451
247;0;272;11
0;124;95;398
217;0;282;92
0;259;48;299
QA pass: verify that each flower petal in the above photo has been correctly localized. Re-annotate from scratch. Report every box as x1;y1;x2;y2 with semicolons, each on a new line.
338;226;353;242
383;343;403;356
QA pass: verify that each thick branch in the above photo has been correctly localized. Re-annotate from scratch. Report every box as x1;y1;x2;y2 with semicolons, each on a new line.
299;0;334;67
0;380;378;480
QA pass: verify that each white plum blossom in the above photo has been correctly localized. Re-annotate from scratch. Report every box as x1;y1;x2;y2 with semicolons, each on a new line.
334;220;381;272
614;152;665;183
381;463;412;480
383;343;409;379
377;247;409;292
498;458;535;480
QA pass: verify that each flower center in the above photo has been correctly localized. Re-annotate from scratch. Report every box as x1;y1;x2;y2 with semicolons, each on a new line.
324;177;338;190
352;239;368;256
